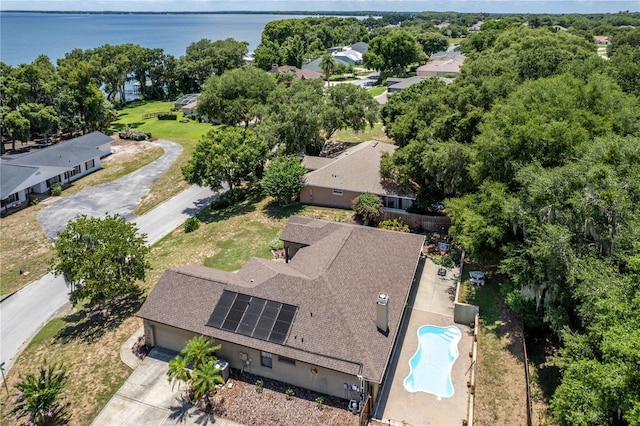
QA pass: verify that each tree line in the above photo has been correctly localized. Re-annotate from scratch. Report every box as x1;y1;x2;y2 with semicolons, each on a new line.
380;24;640;425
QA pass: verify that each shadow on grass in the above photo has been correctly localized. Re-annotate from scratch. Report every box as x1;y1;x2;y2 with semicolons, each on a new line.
54;288;145;344
262;200;306;219
196;189;265;225
526;329;561;403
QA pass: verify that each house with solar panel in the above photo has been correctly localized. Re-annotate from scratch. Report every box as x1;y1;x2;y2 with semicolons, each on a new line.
137;216;424;411
0;132;113;213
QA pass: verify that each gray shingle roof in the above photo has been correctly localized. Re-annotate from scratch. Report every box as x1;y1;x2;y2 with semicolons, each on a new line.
302;141;399;196
1;132;113;198
137;217;424;383
4;131;112;168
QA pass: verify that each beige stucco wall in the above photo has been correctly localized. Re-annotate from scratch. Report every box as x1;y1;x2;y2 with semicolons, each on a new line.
300;186;360;210
144;320;368;401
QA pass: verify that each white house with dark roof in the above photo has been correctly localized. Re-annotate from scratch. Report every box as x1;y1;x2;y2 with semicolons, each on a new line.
300;141;415;212
137;216;425;409
0;131;113;212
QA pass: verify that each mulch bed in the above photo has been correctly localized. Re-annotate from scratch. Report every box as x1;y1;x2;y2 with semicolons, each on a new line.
202;369;360;426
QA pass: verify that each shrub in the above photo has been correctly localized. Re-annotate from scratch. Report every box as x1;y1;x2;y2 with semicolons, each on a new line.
184;217;201;233
315;395;325;408
352;193;383;226
157;112;178;120
269;231;284;250
378;218;410;232
29;197;39;206
285;388;295;399
255;379;264;393
50;184;62;196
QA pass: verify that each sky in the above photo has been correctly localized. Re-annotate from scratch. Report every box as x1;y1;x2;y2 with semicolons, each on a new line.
1;0;638;14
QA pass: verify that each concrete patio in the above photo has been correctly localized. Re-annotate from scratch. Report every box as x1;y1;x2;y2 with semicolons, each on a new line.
373;257;474;425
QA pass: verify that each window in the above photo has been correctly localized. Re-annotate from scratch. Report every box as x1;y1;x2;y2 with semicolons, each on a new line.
261;351;272;368
278;356;296;366
332;189;343;196
46;176;61;188
85;159;95;170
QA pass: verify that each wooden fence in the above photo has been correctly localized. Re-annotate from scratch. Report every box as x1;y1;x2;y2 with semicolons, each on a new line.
359;394;373;426
380;210;451;232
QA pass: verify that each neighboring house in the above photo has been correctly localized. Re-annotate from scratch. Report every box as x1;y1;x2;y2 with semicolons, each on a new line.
304;42;368;72
268;64;323;80
593;35;611;45
300;141;415;211
417;52;465;77
174;93;200;109
0;132;113;212
469;21;484;31
181;101;198;116
137;215;425;408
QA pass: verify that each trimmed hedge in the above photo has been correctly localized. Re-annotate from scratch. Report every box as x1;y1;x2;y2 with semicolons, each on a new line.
157;112;178;120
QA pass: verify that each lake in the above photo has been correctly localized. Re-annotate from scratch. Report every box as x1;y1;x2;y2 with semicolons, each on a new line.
0;12;314;66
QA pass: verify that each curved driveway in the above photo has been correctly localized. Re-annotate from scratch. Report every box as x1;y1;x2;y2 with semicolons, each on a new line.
37;139;182;240
1;140;217;373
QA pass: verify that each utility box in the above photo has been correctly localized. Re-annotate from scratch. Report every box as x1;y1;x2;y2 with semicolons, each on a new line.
376;292;389;333
215;360;230;381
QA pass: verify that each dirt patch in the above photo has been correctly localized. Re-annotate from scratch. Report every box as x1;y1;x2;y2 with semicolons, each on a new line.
202;370;359;426
104;137;160;164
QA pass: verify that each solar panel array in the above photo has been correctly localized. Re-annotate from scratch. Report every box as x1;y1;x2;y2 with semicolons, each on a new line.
175;93;200;105
206;290;297;345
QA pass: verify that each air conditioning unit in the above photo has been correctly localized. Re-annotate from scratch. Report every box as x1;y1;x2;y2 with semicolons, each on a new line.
348;399;361;415
215;360;230;381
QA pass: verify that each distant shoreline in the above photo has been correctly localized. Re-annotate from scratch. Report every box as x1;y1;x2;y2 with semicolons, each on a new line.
0;10;395;16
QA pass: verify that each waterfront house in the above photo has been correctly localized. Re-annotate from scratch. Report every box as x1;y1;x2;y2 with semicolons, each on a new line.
137;216;425;408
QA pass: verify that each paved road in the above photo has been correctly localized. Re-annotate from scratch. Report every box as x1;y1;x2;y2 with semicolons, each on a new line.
1;140;216;373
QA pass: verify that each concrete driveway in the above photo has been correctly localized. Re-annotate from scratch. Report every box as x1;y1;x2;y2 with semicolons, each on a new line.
92;349;241;426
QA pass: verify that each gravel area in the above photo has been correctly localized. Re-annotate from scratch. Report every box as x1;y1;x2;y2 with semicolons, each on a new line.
203;370;360;426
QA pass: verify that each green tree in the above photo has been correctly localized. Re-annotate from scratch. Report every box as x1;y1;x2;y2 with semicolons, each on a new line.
352;193;384;226
197;66;276;127
182;127;267;200
319;53;337;84
363;30;424;76
260;156;307;204
260;78;326;155
323;84;379;139
7;362;70;426
51;214;150;306
1;110;30;151
416;32;449;56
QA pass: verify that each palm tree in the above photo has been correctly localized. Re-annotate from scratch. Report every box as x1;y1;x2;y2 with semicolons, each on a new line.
181;335;221;368
319;53;337;86
191;359;225;400
167;355;191;391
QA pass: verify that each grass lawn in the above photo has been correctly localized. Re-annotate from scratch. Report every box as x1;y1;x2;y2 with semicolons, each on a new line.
106;100;215;215
0;195;354;425
368;86;387;97
457;260;530;425
333;122;392;144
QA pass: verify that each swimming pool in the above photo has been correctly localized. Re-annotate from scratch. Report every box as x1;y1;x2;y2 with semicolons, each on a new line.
403;325;462;398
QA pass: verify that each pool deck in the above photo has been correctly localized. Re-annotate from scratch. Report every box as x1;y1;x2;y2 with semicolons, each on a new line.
373;257;474;425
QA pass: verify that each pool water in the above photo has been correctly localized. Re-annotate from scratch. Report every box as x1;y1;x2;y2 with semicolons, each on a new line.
403;325;461;398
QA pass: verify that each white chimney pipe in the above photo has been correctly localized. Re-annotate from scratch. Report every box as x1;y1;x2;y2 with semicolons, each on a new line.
376;292;389;333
